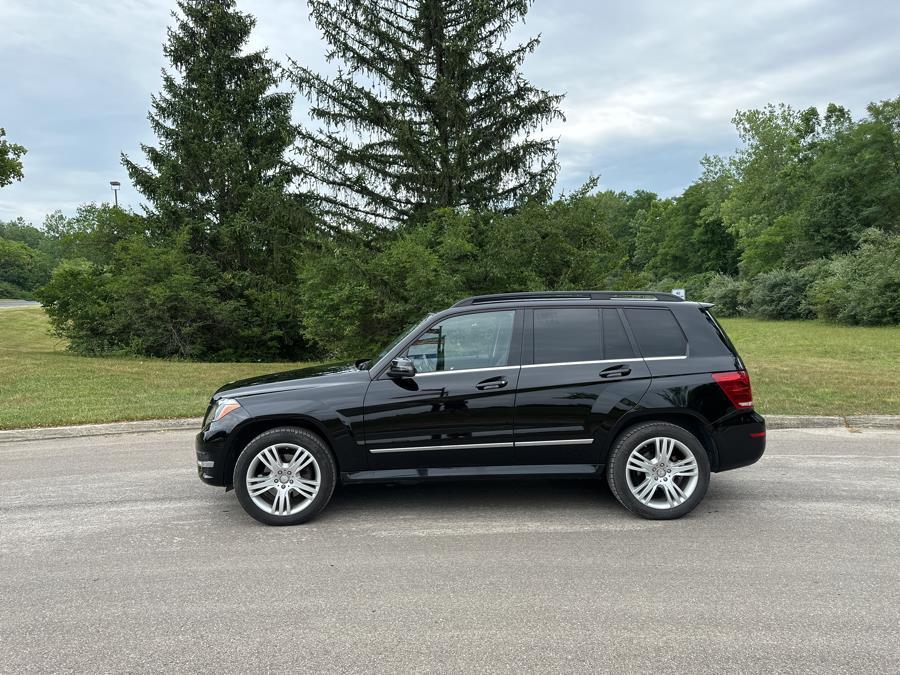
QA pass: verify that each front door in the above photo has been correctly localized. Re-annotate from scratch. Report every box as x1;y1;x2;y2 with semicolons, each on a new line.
364;309;522;469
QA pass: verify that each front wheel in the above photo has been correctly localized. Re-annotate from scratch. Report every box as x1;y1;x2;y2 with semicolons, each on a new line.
233;427;336;526
606;422;710;519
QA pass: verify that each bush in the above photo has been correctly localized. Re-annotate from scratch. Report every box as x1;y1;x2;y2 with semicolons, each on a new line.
0;237;51;297
38;235;310;360
745;266;821;320
297;196;643;358
700;274;746;317
809;229;900;325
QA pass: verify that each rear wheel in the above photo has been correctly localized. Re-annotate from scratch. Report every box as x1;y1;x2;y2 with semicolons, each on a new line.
606;422;710;519
233;427;336;526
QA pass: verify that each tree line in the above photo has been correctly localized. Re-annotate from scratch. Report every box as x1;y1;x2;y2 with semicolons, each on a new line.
1;0;898;361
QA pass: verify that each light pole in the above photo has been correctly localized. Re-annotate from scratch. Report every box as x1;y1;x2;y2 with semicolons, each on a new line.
109;180;121;207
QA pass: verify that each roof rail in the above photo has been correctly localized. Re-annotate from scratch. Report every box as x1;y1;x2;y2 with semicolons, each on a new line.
452;291;685;307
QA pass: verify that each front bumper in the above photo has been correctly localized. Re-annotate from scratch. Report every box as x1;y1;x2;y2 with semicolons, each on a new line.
195;428;230;486
711;411;766;472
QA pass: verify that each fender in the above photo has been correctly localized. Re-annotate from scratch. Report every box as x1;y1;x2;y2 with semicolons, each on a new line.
224;383;370;477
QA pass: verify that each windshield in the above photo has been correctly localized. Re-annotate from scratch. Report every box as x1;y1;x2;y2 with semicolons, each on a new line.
360;315;431;369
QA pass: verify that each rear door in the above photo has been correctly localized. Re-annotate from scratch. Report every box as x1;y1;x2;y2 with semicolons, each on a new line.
513;306;651;465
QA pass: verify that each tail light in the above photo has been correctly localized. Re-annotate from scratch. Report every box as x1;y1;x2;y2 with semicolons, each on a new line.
712;371;753;410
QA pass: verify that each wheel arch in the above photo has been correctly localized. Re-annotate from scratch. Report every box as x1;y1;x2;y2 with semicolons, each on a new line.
601;411;719;470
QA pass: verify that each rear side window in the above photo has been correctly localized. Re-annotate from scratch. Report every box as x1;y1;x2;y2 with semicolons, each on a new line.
533;308;601;364
624;308;687;358
602;309;634;359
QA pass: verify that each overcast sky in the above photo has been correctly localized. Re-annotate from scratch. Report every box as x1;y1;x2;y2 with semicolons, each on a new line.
1;0;898;224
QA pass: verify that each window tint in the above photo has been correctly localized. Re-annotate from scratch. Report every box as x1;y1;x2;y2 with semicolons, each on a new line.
602;309;634;359
533;308;601;364
624;308;687;357
405;310;515;372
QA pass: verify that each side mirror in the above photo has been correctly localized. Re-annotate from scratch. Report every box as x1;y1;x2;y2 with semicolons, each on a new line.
387;356;416;379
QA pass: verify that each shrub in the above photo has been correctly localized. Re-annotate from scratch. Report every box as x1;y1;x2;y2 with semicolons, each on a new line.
809;229;900;325
297;197;642;358
0;237;51;297
700;274;746;317
745;266;821;320
38;235;309;360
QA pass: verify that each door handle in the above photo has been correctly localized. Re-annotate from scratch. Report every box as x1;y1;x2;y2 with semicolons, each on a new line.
599;365;631;379
476;377;508;390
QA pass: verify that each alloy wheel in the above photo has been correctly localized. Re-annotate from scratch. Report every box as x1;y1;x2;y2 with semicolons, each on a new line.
624;436;700;510
245;443;321;516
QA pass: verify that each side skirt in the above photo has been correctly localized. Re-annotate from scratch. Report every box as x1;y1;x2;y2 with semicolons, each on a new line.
341;463;603;484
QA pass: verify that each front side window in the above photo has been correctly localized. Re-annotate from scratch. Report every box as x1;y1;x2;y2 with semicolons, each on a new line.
533;308;601;364
404;310;515;373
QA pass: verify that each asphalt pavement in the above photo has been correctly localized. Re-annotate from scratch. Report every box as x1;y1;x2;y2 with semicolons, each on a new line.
1;427;898;673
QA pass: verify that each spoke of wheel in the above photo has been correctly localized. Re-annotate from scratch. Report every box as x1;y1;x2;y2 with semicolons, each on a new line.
633;478;657;504
670;457;698;477
270;488;291;515
291;478;318;500
247;475;275;497
661;482;676;507
287;445;304;467
669;481;688;503
661;438;675;463
627;453;653;473
288;450;313;473
258;447;282;473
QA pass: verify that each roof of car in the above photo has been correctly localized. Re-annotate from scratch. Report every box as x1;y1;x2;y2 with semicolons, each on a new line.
451;291;687;307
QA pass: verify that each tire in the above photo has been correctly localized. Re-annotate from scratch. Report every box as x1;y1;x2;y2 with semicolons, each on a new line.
606;422;710;520
233;426;337;526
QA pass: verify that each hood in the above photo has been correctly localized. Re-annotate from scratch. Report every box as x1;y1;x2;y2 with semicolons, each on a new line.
213;361;369;399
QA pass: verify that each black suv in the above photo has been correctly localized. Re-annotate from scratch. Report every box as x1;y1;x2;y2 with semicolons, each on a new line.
196;291;765;525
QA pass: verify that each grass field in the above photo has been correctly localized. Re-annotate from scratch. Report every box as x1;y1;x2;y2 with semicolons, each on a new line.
0;307;316;429
2;307;899;428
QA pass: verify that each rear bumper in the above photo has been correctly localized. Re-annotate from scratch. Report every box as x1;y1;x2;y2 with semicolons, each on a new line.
711;411;766;472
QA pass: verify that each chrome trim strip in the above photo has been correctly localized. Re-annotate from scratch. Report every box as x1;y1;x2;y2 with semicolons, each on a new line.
197;460;215;468
414;365;520;377
369;441;515;454
521;358;643;369
644;355;687;361
369;438;596;453
515;439;595;447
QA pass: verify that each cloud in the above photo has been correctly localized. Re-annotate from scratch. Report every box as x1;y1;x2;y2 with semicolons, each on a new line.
1;0;898;222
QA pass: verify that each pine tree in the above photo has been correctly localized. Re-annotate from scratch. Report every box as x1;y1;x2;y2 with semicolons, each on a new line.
289;0;564;229
122;0;300;270
119;0;311;359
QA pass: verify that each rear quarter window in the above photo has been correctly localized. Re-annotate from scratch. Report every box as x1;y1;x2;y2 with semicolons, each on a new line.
624;308;687;358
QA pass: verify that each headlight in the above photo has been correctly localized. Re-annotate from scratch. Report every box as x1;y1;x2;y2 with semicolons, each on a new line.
210;398;242;423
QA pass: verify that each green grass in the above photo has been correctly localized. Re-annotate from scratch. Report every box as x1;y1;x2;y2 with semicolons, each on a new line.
1;308;899;429
0;307;318;429
719;317;900;416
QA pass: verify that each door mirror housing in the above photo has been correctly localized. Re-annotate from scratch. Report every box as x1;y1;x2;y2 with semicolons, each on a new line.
387;356;416;379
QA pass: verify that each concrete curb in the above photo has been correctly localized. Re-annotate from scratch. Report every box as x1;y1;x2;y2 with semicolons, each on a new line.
2;414;900;443
764;415;900;430
0;418;203;444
